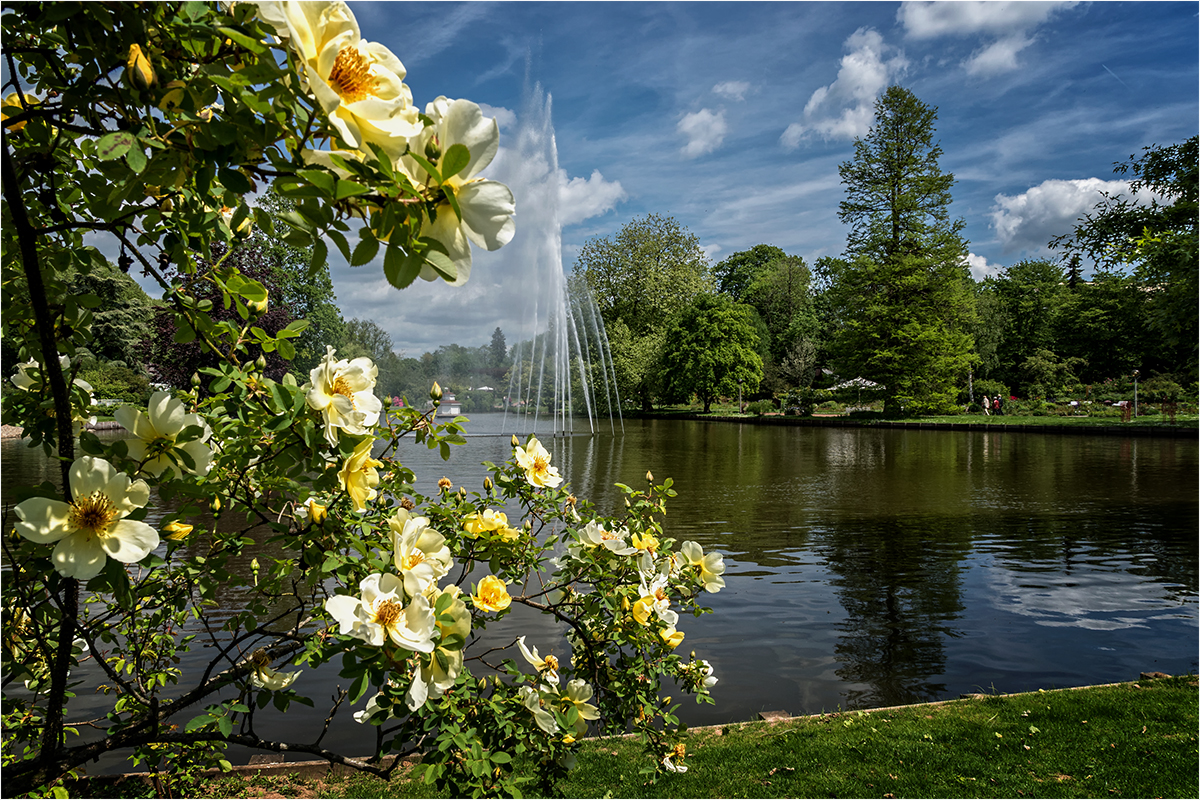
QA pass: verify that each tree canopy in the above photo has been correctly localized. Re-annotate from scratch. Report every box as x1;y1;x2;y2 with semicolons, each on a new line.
660;294;764;413
573;213;712;409
827;86;976;414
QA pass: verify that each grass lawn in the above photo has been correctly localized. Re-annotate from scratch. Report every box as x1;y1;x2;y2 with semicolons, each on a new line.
107;675;1196;799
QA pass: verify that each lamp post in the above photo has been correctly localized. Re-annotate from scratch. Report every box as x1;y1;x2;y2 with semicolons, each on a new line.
738;380;743;413
1133;370;1139;418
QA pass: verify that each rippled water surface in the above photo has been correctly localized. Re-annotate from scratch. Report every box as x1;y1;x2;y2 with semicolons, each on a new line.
3;417;1196;767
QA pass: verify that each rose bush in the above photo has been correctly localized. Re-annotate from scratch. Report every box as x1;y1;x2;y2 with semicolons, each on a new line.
1;2;724;797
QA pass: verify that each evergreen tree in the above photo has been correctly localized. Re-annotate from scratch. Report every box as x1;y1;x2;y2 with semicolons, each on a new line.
828;86;976;414
489;326;508;370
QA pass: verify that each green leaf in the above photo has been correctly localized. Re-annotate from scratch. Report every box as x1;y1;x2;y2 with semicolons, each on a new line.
96;131;135;161
351;231;380;266
236;279;268;303
490;751;512;764
277;339;295;361
216;25;267;53
440;143;471;180
297;169;337;197
217;714;233;737
349;674;369;704
406;150;441;184
281;319;311;336
334;179;370;201
383;243;422;289
218;167;252;195
420;236;457;283
309;237;328;275
174;324;196;344
327;228;352;262
185;713;216;732
125;144;147;174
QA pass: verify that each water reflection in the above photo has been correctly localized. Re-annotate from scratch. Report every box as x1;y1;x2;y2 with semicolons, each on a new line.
2;417;1196;769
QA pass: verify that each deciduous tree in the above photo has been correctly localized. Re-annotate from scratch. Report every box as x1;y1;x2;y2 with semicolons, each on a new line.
573;214;713;409
659;294;763;413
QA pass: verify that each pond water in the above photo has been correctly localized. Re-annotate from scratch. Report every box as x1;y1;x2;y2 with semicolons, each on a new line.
3;415;1196;770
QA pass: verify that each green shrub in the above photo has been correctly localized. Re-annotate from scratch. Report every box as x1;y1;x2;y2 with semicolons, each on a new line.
77;362;151;404
745;400;774;416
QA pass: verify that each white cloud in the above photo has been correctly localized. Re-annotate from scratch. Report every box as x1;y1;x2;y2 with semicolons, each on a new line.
965;35;1031;76
558;169;626;227
898;1;1078;76
898;1;1075;38
780;27;907;148
478;103;517;133
966;252;1004;281
988;178;1133;255
713;80;751;101
678;108;728;158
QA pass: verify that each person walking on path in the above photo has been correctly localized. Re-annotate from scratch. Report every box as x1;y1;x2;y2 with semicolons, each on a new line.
982;395;991;416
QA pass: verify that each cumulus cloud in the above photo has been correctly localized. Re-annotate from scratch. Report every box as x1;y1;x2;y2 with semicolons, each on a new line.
966;252;1004;281
678;108;728;158
780;27;907;148
478;103;518;132
988;178;1133;255
713;80;751;101
898;1;1078;76
558;169;626;227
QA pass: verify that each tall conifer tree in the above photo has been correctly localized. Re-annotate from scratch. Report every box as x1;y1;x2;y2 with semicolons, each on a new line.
828;86;976;414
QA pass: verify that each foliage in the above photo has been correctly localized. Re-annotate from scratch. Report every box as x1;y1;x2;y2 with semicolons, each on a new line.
1;2;724;797
1051;136;1198;381
74;362;152;405
140;240;301;388
745;400;774;416
827;87;977;415
659;295;764;414
713;244;786;303
573;214;713;410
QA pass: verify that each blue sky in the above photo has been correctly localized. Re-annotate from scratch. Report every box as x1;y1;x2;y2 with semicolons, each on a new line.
326;0;1197;356
103;1;1194;357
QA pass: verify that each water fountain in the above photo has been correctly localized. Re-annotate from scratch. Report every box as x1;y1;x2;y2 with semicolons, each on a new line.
497;84;623;437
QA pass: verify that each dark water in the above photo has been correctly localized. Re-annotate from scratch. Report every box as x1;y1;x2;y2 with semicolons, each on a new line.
3;416;1196;769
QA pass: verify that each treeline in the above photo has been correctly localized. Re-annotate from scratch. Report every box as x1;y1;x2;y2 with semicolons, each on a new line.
573;89;1196;415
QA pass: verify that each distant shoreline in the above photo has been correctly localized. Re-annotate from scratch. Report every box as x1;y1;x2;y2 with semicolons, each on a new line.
627;413;1198;439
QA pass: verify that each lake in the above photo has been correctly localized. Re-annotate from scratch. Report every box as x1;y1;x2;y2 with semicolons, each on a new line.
3;415;1196;769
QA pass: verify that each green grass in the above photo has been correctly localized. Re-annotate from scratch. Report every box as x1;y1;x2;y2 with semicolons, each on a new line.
155;676;1197;799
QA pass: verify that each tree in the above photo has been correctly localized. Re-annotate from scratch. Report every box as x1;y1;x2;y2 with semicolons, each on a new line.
141;241;302;388
573;213;713;409
489;326;508;370
828;86;976;414
1051;137;1198;380
982;260;1068;392
659;294;764;413
714;244;786;302
67;261;156;369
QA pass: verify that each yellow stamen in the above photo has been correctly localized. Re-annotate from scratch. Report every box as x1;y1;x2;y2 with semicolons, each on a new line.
542;654;559;673
68;492;118;537
331;376;357;407
328;46;377;103
374;599;403;628
401;552;425;570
